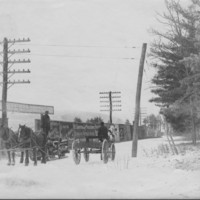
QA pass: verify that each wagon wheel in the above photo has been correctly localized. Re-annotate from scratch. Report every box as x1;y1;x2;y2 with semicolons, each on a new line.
29;149;41;161
101;139;109;164
110;143;116;161
57;145;62;159
57;147;65;159
29;149;34;161
72;140;81;165
37;150;42;160
46;147;55;160
83;148;89;162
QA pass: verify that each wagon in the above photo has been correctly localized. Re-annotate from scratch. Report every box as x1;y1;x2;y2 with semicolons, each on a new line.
30;137;70;161
46;137;70;160
71;127;116;164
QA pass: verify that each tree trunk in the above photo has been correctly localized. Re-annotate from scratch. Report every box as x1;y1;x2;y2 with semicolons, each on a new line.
190;98;197;145
191;111;197;145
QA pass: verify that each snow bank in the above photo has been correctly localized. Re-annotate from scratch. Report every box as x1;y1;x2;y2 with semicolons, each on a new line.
0;136;199;199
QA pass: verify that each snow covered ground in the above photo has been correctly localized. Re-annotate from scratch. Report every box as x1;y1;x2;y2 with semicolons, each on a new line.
0;136;200;199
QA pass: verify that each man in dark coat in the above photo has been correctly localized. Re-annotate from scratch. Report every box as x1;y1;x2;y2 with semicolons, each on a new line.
41;111;50;163
98;122;109;142
41;111;50;135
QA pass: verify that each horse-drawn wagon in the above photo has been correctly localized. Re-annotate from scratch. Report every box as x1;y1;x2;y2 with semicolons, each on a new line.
71;126;116;165
28;136;70;162
28;128;70;162
0;125;70;166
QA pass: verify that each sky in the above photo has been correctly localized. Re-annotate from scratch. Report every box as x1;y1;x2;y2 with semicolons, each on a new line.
0;0;185;123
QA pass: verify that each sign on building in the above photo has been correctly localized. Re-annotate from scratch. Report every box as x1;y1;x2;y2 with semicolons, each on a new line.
0;101;54;114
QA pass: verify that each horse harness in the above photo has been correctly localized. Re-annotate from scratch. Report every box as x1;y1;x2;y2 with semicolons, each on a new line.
1;127;18;148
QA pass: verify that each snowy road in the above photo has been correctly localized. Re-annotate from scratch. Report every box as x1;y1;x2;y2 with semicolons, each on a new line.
0;136;200;199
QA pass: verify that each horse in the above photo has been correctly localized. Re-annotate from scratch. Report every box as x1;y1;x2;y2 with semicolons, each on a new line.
108;129;115;142
18;124;46;166
0;126;18;165
108;125;117;142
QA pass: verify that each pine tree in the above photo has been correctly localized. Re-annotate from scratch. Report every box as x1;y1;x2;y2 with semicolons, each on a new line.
74;117;82;123
149;0;200;143
86;117;103;124
150;0;199;107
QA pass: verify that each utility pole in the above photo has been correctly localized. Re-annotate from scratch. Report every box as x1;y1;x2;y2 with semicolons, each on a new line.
2;38;8;127
109;91;112;123
99;91;121;124
132;43;147;157
0;37;31;127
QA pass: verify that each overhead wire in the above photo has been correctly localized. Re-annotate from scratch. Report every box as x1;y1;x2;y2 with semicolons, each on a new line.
11;42;140;60
9;42;141;60
16;43;139;49
30;53;135;60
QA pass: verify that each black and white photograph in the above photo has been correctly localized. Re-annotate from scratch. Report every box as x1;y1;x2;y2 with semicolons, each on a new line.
0;0;200;199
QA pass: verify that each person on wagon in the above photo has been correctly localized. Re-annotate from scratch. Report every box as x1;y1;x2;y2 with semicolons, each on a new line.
98;121;109;142
41;111;51;163
41;111;50;136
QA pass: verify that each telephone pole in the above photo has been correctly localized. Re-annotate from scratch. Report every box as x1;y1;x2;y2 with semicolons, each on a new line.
132;43;147;157
99;91;121;124
2;38;8;127
0;37;31;127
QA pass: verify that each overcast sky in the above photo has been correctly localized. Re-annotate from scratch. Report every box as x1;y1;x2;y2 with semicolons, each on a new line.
0;0;179;122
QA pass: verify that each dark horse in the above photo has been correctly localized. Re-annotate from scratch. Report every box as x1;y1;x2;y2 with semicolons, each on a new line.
18;124;45;166
0;126;18;165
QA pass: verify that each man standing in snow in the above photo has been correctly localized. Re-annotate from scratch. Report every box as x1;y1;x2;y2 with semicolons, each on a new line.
41;111;51;163
98;122;109;142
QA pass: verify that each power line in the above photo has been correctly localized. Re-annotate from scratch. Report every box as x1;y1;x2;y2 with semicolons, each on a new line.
16;43;139;49
0;37;31;128
99;91;122;123
30;53;135;60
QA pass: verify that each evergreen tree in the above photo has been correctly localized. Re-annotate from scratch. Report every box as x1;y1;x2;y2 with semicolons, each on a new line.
125;119;131;125
74;117;82;123
177;1;200;143
149;0;200;143
143;114;161;130
150;0;199;107
86;116;103;124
